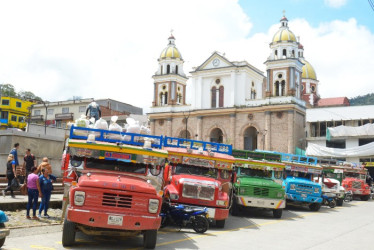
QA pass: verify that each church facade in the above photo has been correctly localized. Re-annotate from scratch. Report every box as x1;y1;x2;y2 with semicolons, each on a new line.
148;15;319;153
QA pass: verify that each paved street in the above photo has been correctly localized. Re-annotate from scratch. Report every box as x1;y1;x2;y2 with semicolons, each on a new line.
2;199;374;250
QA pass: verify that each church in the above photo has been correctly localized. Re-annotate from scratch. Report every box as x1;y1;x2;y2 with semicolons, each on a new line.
148;15;320;153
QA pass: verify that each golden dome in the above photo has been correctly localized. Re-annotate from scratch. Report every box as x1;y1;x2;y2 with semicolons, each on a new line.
160;46;181;59
272;29;297;43
159;35;182;59
300;58;317;80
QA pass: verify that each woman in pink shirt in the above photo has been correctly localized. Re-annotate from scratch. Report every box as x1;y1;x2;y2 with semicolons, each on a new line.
26;166;42;219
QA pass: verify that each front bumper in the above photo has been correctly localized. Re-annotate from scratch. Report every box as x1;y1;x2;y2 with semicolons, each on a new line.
236;196;285;209
286;193;323;203
352;189;370;196
67;207;161;231
0;228;10;238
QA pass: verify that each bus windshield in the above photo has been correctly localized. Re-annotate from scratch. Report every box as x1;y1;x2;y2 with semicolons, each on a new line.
240;168;271;179
174;164;218;179
85;158;147;174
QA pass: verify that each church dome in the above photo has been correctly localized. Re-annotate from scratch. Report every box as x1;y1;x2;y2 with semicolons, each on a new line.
300;58;317;80
159;35;182;59
272;29;297;43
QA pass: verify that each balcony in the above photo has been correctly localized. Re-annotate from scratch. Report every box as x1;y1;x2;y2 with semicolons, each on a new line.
30;115;44;121
55;113;74;120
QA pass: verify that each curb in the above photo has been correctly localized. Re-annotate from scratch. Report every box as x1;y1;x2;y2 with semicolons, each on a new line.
1;200;62;211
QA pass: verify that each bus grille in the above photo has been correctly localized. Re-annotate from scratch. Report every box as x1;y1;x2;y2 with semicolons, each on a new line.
253;187;269;197
102;193;132;208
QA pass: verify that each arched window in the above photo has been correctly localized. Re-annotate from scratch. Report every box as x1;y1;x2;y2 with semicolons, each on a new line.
275;81;280;96
211;86;217;108
275;50;278;56
219;86;224;107
175;65;178;74
282;49;287;57
281;80;286;96
167;65;170;74
292;50;295;57
179;130;191;139
210;128;223;143
244;127;258;150
159;93;164;106
177;93;182;104
164;92;168;104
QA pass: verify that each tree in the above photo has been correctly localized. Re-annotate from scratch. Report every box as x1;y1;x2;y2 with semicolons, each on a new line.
0;83;17;97
18;90;43;101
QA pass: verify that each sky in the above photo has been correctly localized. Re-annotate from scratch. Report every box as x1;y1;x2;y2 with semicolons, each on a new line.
0;0;373;112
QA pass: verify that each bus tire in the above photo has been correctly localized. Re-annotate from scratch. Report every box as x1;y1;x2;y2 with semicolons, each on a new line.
62;217;76;247
143;230;157;249
273;209;282;219
215;219;225;228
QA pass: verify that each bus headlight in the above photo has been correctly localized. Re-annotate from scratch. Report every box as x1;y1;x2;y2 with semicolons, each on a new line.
290;184;296;190
314;187;320;193
148;199;159;214
216;200;227;206
277;192;283;198
74;191;85;206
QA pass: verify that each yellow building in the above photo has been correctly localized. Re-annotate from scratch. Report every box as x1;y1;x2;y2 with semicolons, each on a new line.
0;97;34;130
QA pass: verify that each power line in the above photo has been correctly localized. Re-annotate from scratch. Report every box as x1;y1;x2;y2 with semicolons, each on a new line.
369;0;374;11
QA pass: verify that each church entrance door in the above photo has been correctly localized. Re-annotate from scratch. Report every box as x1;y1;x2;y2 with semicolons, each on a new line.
244;127;258;150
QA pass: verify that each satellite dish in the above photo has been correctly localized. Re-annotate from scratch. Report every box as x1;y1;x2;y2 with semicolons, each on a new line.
126;117;136;125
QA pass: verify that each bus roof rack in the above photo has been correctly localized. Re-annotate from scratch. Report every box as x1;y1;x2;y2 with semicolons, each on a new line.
255;150;318;165
69;126;164;149
163;136;232;155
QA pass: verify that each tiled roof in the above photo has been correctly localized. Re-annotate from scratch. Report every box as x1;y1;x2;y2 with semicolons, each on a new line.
317;97;350;107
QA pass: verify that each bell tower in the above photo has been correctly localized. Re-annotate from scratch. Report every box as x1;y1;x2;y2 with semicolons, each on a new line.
152;32;188;107
264;13;304;100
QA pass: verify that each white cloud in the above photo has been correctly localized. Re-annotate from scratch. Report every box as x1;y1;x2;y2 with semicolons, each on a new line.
324;0;348;8
0;0;372;112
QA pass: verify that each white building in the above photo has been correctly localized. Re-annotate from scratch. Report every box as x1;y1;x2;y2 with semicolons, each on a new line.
306;105;374;164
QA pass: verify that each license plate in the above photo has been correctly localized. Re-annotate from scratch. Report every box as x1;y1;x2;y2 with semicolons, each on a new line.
257;200;265;205
108;215;123;226
301;194;307;198
207;208;215;218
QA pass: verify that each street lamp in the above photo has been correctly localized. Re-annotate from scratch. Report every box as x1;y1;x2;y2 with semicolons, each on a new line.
183;110;191;139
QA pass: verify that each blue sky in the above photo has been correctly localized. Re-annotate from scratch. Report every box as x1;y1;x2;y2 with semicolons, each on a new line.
0;0;372;109
239;0;374;35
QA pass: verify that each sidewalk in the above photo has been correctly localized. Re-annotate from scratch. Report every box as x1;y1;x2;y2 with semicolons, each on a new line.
0;193;63;211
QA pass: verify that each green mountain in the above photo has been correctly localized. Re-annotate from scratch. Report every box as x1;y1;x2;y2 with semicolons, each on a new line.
349;93;374;106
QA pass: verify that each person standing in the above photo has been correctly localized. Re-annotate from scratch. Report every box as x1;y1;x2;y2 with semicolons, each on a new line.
38;168;56;218
9;143;20;169
37;157;52;175
2;154;16;198
23;149;36;181
26;166;42;220
85;101;101;121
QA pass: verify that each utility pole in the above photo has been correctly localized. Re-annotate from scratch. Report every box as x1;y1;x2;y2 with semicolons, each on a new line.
42;101;49;135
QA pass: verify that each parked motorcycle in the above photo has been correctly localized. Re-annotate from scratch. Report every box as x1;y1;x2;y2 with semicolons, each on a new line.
0;210;10;248
160;202;209;233
344;190;353;202
321;193;337;208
